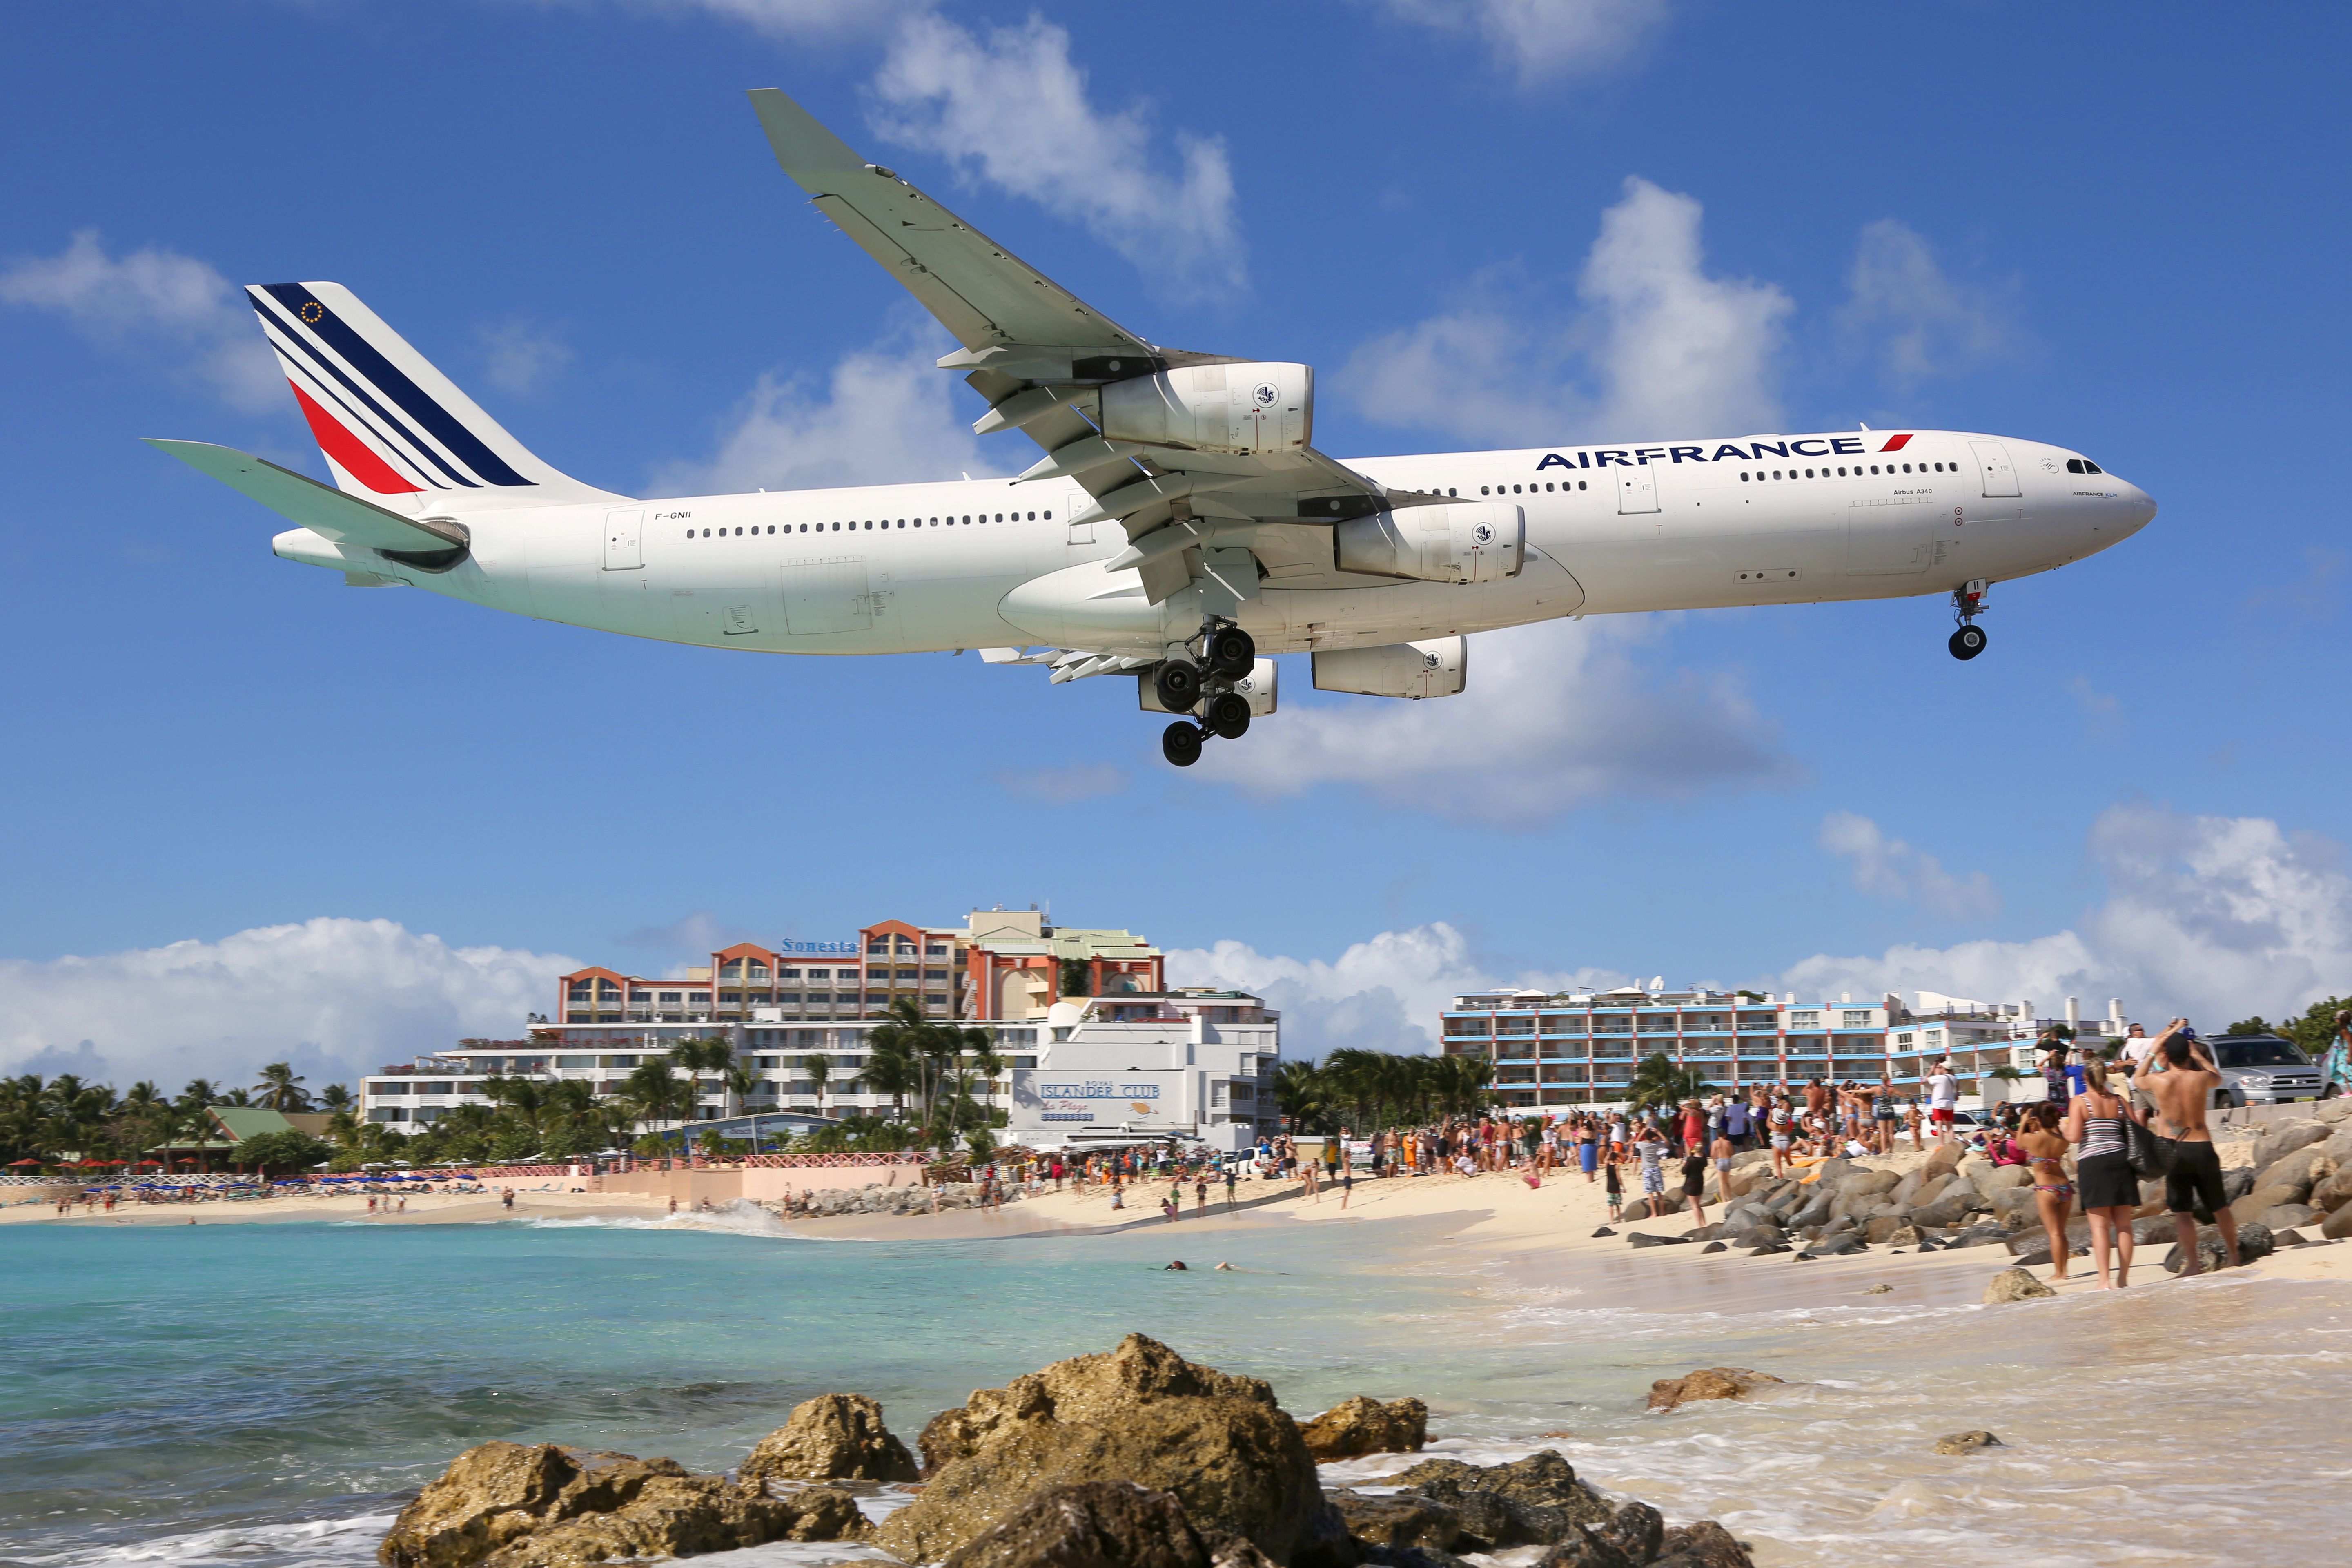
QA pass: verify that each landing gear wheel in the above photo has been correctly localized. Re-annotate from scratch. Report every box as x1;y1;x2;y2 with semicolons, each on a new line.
1205;626;1256;677
1154;659;1203;711
1205;692;1252;739
1161;721;1205;768
1949;625;1987;661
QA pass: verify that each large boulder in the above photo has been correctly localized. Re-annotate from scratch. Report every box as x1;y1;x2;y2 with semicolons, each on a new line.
2252;1145;2337;1201
1389;1451;1610;1548
1644;1368;1783;1411
1299;1396;1428;1462
1922;1143;1964;1181
880;1335;1330;1567
2162;1220;2276;1273
2310;1167;2352;1214
375;1442;867;1568
1909;1190;1977;1229
1327;1491;1460;1552
2230;1185;2300;1225
739;1392;917;1484
1982;1268;2056;1303
1653;1520;1754;1568
2326;1202;2352;1240
1933;1430;2001;1455
2258;1203;2318;1232
940;1482;1211;1568
2252;1119;2329;1172
1596;1501;1662;1565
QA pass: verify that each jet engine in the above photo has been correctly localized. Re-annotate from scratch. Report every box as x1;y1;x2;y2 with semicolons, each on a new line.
1096;362;1311;455
1312;637;1467;699
1333;502;1522;584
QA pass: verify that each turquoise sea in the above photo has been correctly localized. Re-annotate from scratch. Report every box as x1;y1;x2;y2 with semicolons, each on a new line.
4;1213;2347;1568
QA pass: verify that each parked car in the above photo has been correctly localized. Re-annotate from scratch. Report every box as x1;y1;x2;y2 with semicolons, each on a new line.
2204;1034;2323;1105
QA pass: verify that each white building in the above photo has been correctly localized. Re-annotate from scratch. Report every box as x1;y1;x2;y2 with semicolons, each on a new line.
1003;991;1282;1153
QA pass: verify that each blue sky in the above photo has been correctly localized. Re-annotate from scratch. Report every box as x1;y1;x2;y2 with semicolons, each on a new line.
3;1;2348;1087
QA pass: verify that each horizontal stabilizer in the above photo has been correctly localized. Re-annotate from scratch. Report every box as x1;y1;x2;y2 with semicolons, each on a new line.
145;439;467;554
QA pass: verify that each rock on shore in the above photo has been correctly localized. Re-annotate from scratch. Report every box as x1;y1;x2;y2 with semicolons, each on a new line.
376;1442;865;1568
881;1334;1337;1567
739;1392;918;1484
1298;1396;1428;1461
1644;1368;1783;1411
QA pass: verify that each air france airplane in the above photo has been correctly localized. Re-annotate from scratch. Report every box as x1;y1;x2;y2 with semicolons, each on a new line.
151;89;2157;768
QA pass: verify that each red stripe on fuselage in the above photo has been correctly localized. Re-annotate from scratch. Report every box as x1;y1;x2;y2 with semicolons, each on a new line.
1878;433;1914;452
289;382;423;494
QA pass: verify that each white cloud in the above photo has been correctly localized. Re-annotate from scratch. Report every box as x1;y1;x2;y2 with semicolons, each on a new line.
1169;923;1626;1059
1359;0;1671;84
1836;218;2020;387
599;0;928;41
867;13;1243;296
0;919;575;1094
1786;804;2352;1025
1196;616;1798;821
477;316;573;395
648;319;1002;496
996;763;1129;805
1819;810;2000;921
1342;177;1790;445
0;230;281;412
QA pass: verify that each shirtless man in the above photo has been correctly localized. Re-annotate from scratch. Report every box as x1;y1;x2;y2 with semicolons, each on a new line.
2140;1021;2240;1274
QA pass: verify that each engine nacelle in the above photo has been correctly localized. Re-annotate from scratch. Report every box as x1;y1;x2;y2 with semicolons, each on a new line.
1312;637;1467;700
1334;502;1522;584
1098;362;1311;455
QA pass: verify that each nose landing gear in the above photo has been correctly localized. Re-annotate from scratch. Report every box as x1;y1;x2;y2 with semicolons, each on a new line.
1949;579;1989;661
1156;618;1257;767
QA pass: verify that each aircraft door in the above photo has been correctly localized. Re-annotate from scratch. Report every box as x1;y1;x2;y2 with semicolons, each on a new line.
1969;440;2022;498
602;509;644;570
1617;468;1660;514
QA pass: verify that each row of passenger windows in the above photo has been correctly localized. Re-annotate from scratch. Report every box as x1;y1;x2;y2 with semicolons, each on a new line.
1743;461;1949;481
687;511;1048;539
1474;482;1590;496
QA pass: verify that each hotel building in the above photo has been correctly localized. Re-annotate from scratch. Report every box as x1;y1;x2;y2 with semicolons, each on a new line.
1442;984;2132;1108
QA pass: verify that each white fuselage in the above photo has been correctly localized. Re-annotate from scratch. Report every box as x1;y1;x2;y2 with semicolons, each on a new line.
272;429;2156;657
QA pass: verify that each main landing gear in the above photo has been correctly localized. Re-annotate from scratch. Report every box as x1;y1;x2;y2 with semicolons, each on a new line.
1157;619;1256;767
1948;579;1989;662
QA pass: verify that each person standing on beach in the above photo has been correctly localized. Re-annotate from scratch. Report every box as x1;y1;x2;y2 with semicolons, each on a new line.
2066;1060;2140;1289
1767;1096;1794;1176
2319;1010;2351;1100
1927;1061;1959;1142
1603;1149;1624;1223
1224;1163;1238;1208
1681;1140;1710;1226
1679;1099;1704;1156
2142;1022;2240;1273
1577;1118;1599;1182
1634;1125;1668;1212
2018;1102;2078;1282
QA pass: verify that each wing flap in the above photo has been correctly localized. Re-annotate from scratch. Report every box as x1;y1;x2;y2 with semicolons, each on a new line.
145;439;466;552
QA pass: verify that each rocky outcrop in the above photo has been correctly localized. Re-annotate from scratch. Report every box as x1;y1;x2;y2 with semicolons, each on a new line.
739;1393;917;1484
1644;1368;1783;1411
1388;1451;1611;1549
1327;1490;1460;1552
376;1442;866;1568
2310;1167;2352;1214
2252;1119;2330;1172
1299;1396;1428;1461
1652;1520;1753;1568
939;1482;1212;1568
1982;1267;2056;1303
2325;1201;2352;1240
1933;1430;2001;1455
880;1334;1332;1568
2163;1219;2276;1272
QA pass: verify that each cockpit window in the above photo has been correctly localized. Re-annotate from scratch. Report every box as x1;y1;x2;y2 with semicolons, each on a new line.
2065;458;2106;475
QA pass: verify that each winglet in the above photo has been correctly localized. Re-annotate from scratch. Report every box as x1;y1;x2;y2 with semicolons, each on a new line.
746;88;871;184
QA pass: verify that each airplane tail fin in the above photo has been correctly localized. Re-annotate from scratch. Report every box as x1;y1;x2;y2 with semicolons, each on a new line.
245;281;624;510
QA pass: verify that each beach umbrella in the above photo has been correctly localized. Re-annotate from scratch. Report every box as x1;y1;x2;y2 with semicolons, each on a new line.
6;1158;40;1168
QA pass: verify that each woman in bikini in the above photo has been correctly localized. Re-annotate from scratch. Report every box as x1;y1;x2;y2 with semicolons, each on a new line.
2017;1101;2078;1283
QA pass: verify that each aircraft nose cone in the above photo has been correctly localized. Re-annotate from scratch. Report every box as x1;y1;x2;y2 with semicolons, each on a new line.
2120;479;2157;532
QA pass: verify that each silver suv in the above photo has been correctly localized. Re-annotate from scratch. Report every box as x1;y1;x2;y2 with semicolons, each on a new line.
2206;1034;2324;1105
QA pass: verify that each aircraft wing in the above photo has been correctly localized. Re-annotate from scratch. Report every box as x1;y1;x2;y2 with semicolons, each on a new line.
146;439;469;554
746;89;1439;603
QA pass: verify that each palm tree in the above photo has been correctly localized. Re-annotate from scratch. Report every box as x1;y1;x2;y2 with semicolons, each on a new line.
1274;1060;1331;1134
252;1062;310;1111
962;1030;1006;1127
856;1040;920;1123
318;1083;353;1111
863;1000;931;1121
668;1037;735;1122
481;1076;550;1143
802;1054;833;1118
1629;1051;1703;1113
620;1059;693;1150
